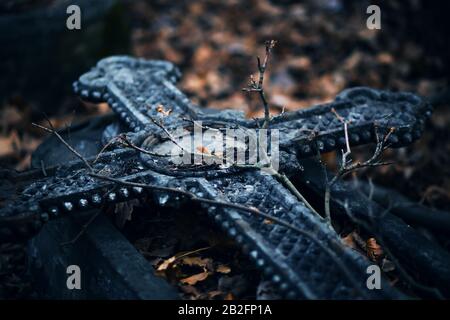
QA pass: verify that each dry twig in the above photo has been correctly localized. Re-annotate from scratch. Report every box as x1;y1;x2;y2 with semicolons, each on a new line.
322;108;394;223
32;121;93;171
243;40;276;129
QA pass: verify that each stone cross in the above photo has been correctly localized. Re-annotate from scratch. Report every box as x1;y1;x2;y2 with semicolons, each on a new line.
0;56;431;299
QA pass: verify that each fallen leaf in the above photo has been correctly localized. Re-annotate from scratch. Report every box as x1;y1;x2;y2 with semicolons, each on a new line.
0;131;20;157
377;52;394;64
342;231;366;252
342;233;357;250
157;256;177;271
181;256;210;268
0;136;15;157
196;145;210;154
157;247;211;271
207;290;223;299
180;269;210;285
216;264;231;274
366;238;383;262
224;293;234;300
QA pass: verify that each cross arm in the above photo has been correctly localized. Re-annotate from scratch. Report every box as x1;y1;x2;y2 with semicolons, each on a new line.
0;148;144;242
249;87;432;157
73;56;200;132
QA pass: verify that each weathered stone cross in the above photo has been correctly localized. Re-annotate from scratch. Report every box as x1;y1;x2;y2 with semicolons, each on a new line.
0;56;431;299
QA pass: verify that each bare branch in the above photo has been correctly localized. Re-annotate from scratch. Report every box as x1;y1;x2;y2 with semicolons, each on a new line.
94;136;120;163
242;40;322;219
321;110;395;225
32;122;94;171
117;134;171;157
243;40;276;129
60;211;101;246
90;172;307;235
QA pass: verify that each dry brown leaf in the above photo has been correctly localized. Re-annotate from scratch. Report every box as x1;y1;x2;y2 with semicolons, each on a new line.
157;256;177;271
287;56;311;71
193;45;214;69
377;52;394;64
342;231;366;252
196;145;210;154
224;293;234;300
342;233;358;250
157;247;211;271
366;238;383;261
181;256;210;268
216;264;231;274
180;270;210;285
0;137;15;157
207;290;223;299
0;131;20;157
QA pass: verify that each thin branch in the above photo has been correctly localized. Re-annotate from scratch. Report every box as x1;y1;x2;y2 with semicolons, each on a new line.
321;110;395;225
40;160;47;177
315;143;332;223
95;134;173;164
60;211;101;246
32;122;94;171
242;40;276;129
242;40;321;219
181;118;221;132
149;116;186;152
273;169;323;220
94;136;119;163
117;134;171;157
90;172;306;234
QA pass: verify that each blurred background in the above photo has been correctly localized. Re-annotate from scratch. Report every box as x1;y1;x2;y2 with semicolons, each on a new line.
0;0;449;210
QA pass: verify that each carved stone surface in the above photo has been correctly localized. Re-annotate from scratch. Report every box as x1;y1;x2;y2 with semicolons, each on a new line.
0;56;434;299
